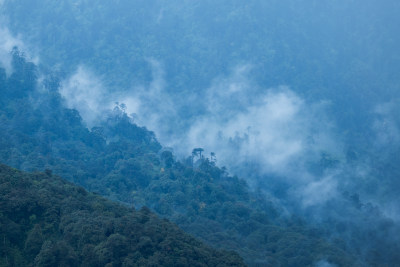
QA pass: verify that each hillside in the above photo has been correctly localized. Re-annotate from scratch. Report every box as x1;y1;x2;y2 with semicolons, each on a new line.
2;1;400;266
0;50;359;266
0;163;245;266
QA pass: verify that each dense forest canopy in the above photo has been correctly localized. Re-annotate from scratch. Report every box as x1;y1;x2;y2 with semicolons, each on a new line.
0;164;245;266
1;0;400;266
0;53;359;265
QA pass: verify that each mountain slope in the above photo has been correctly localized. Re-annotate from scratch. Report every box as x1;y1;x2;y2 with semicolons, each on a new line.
0;163;245;266
0;50;358;266
2;1;400;265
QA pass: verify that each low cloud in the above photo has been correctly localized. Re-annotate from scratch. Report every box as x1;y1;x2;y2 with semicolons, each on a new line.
60;66;112;127
126;64;343;206
184;87;335;175
60;62;343;207
59;60;173;129
47;58;400;264
0;24;39;75
373;99;400;148
155;66;342;191
297;175;338;207
0;26;25;74
121;59;178;134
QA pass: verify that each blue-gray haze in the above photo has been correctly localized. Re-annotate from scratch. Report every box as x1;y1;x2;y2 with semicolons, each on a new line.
1;0;400;265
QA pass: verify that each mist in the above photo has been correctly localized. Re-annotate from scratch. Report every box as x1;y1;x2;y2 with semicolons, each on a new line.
373;99;400;149
0;16;38;76
56;55;400;264
59;66;113;127
0;26;24;74
59;61;346;208
2;0;400;264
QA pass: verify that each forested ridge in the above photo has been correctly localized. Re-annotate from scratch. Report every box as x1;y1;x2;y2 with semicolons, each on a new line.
0;164;245;266
0;51;358;266
1;1;400;266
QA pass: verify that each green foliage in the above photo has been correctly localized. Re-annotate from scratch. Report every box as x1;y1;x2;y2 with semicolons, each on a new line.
0;56;356;266
0;0;398;265
0;164;245;266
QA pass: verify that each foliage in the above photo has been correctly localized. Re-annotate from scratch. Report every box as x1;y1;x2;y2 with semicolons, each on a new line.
0;53;358;266
0;163;245;266
1;1;400;265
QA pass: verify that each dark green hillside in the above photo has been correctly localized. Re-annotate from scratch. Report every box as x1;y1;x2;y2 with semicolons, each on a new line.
0;164;245;266
0;51;356;266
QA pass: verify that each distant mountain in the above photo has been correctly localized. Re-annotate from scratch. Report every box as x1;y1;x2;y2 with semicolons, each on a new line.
0;163;245;266
3;0;399;132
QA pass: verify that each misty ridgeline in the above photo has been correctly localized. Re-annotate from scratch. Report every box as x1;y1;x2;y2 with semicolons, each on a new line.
1;1;400;266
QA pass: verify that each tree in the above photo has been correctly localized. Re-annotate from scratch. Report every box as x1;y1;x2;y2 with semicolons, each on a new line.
210;152;217;164
161;150;174;168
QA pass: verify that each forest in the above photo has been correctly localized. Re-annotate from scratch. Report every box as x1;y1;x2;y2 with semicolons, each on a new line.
0;164;244;266
1;0;400;266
